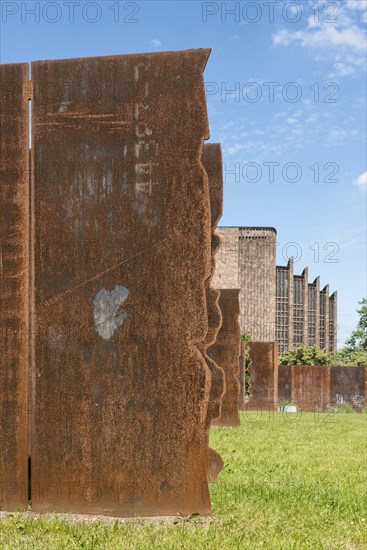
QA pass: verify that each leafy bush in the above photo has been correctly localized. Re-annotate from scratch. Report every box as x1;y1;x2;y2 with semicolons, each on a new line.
279;345;332;366
331;348;367;366
279;345;367;367
278;299;367;367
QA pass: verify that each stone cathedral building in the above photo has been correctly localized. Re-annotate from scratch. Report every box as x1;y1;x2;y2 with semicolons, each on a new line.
212;227;338;354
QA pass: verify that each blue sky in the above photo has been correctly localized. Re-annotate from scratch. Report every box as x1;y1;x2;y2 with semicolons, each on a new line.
1;0;366;346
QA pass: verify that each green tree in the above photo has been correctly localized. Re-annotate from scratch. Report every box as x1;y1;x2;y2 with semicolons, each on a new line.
330;299;367;366
331;348;367;366
344;298;367;352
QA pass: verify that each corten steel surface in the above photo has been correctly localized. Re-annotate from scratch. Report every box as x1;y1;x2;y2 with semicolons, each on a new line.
31;50;212;516
200;143;225;481
278;365;292;404
330;366;366;408
208;289;241;427
206;449;224;483
0;63;29;511
279;365;367;412
291;365;330;412
237;340;246;410
245;342;278;412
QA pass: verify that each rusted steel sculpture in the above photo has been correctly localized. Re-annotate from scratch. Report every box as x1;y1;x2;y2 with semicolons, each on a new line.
31;50;213;516
291;365;329;412
278;365;367;412
208;289;241;427
245;342;278;412
0;63;30;511
200;144;225;481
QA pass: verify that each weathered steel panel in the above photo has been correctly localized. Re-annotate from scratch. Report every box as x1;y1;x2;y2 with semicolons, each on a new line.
201;143;224;430
0;63;29;511
330;366;365;409
278;365;366;412
208;289;241;427
200;143;224;480
291;365;330;412
245;342;278;412
32;50;212;516
278;365;292;404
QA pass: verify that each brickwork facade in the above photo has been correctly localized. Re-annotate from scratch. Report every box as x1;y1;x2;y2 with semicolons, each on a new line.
213;226;277;342
238;227;276;341
329;291;338;352
213;227;338;354
211;227;239;289
276;267;336;353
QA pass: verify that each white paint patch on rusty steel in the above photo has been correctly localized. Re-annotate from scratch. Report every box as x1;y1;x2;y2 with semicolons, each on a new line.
93;285;129;340
101;170;113;197
58;102;70;112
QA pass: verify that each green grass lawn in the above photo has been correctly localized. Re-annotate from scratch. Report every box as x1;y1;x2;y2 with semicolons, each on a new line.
1;411;366;549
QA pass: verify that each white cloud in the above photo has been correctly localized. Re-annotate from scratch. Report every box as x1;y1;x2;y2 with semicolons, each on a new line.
225;143;246;156
332;62;356;76
307;15;321;29
272;29;291;47
273;24;365;52
306;113;318;124
150;39;162;48
293;109;303;117
273;5;366;78
346;0;367;10
354;171;367;188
